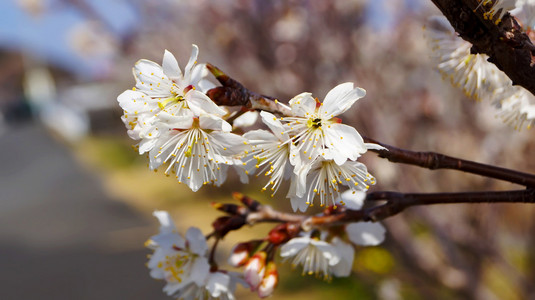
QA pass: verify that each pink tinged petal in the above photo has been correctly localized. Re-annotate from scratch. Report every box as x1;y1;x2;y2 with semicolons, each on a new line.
258;262;278;298
162;49;182;79
199;114;231;131
206;272;232;298
288;92;316;116
260;111;288;140
244;255;266;290
184;44;199;76
346;222;386;246
258;274;277;298
190;257;211;286
228;244;250;267
331;237;355;277
339;190;366;210
321;82;366;118
186;90;226;116
186;227;209;255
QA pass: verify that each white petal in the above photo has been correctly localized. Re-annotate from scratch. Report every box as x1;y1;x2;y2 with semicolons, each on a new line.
321;82;365;118
260;111;288;140
346;222;386;246
189;257;211;286
279;237;309;257
184;44;199;76
186;227;209;256
331;237;355;277
209;131;249;156
288;92;316;117
162;49;182;79
289;195;309;212
206;272;231;298
200;114;232;132
153;210;176;233
339;190;366;210
323;123;366;162
233;110;259;128
311;240;341;266
186;90;226;116
365;142;387;151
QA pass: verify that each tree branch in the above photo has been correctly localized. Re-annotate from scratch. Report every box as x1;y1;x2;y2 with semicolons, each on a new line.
306;189;535;226
363;137;535;188
430;0;535;95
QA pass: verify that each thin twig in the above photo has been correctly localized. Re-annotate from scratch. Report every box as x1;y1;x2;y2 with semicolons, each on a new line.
363;137;535;187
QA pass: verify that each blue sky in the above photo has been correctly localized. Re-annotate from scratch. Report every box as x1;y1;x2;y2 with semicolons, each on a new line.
0;0;137;78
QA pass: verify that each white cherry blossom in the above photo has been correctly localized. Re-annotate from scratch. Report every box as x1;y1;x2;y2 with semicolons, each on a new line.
242;111;295;196
118;45;222;155
477;0;518;23
288;154;377;212
279;232;342;280
283;82;382;166
148;114;248;192
426;16;508;102
146;211;210;296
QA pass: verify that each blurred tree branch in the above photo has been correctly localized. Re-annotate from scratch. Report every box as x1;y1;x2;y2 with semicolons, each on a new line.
430;0;535;95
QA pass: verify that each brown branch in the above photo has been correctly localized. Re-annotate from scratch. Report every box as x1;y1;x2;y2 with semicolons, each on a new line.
363;137;535;187
430;0;535;95
308;189;535;226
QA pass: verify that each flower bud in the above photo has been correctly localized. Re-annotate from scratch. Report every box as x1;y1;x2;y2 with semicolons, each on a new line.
212;215;246;238
267;223;300;245
228;242;252;267
244;251;267;290
258;262;278;298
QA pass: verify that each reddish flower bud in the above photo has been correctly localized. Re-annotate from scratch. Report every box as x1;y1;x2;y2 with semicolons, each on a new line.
212;215;246;238
228;242;253;267
267;223;300;245
244;251;267;290
258;262;278;298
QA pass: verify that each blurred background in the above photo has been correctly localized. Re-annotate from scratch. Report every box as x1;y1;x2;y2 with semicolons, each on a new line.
1;0;534;299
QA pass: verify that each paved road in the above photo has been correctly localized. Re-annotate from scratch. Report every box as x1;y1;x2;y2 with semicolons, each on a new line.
0;122;166;299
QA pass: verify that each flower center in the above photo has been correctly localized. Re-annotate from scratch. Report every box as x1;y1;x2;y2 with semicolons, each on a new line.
163;253;191;283
158;94;185;110
307;118;322;129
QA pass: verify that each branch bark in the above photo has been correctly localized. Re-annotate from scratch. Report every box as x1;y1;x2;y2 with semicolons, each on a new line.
430;0;535;95
363;137;535;188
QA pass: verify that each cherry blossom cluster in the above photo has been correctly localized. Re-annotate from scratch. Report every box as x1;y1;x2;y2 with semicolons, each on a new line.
118;45;388;299
118;45;384;212
145;191;385;299
426;0;535;130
